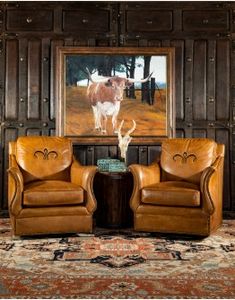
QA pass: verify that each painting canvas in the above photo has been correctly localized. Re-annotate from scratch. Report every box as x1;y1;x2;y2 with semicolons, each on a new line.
56;47;175;144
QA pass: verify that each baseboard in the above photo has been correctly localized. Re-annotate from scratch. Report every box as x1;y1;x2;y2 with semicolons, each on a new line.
0;210;9;218
223;211;235;219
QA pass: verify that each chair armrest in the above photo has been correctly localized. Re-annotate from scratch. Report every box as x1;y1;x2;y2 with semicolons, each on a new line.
128;162;160;211
200;156;224;215
70;157;98;213
7;166;24;216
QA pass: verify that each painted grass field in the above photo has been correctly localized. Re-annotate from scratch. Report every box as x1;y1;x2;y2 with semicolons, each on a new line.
65;86;167;137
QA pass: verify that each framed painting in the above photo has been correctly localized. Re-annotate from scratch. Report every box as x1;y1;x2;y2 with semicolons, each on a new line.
55;47;175;144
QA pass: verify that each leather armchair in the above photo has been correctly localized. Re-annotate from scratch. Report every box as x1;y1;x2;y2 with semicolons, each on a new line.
129;138;225;236
8;136;97;236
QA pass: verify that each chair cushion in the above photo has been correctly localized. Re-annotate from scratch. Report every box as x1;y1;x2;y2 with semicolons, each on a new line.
141;181;200;207
23;180;84;207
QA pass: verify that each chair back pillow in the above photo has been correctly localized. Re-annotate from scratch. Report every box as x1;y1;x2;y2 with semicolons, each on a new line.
16;136;72;182
161;138;217;184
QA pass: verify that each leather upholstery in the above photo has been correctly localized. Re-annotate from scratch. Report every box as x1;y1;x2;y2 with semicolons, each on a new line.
24;180;84;207
16;136;72;184
161;138;217;184
129;138;225;236
8;136;98;236
141;181;200;207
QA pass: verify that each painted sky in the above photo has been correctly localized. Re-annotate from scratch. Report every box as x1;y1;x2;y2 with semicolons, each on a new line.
77;55;167;86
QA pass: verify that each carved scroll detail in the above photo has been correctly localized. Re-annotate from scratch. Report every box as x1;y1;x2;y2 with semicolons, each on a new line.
173;152;197;164
34;148;58;160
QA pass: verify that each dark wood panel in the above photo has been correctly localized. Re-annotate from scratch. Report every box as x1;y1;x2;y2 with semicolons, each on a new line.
27;40;41;120
207;40;216;121
148;145;161;164
50;128;56;136
94;146;110;164
86;146;95;165
75;145;161;167
127;145;139;165
108;145;118;159
0;130;3;212
6;9;53;31
122;2;233;10
192;129;207;138
207;128;216;140
73;145;87;165
126;10;173;32
18;39;28;119
62;9;110;32
171;40;184;120
139;146;148;165
216;40;230;120
182;10;230;32
41;38;50;121
175;129;185;138
231;162;235;211
184;39;194;137
26;128;42;136
193;40;207;120
5;39;18;120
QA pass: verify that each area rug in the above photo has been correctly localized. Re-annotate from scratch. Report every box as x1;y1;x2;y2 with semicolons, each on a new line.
0;219;235;298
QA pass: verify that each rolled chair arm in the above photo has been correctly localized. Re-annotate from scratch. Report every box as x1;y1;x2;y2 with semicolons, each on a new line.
7;167;24;216
70;157;98;213
129;162;160;211
200;156;224;215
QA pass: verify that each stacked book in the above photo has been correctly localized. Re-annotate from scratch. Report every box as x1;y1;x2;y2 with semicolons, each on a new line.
97;158;127;172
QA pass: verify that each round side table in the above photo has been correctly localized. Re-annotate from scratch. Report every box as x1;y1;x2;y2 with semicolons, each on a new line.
93;171;133;228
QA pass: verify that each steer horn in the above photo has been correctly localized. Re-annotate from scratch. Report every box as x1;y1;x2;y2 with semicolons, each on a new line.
86;67;111;84
127;72;153;84
86;67;153;84
86;67;95;83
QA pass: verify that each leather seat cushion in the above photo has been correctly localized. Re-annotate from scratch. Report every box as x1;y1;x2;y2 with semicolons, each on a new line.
24;180;84;207
141;181;200;207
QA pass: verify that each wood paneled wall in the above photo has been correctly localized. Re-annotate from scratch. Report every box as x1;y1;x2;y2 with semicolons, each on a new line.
0;1;235;215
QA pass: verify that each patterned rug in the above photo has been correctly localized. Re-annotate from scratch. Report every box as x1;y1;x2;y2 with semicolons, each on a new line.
0;218;235;298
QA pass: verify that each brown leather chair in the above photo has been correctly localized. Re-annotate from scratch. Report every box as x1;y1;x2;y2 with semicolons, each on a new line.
129;138;225;236
8;136;97;236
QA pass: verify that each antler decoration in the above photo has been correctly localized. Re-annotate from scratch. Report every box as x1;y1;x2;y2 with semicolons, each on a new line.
117;120;136;163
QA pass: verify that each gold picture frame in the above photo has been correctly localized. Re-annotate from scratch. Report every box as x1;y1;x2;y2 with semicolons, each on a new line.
55;47;175;144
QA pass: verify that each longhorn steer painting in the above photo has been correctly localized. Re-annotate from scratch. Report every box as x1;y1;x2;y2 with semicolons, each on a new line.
86;68;152;134
56;47;175;143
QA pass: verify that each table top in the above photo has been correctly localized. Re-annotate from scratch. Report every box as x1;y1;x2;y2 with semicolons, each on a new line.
97;170;132;178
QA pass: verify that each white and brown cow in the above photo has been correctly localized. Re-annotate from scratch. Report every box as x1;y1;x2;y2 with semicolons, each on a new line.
86;69;152;134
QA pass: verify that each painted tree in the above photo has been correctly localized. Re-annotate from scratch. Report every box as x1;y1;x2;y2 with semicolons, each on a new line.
121;56;136;99
141;56;151;103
